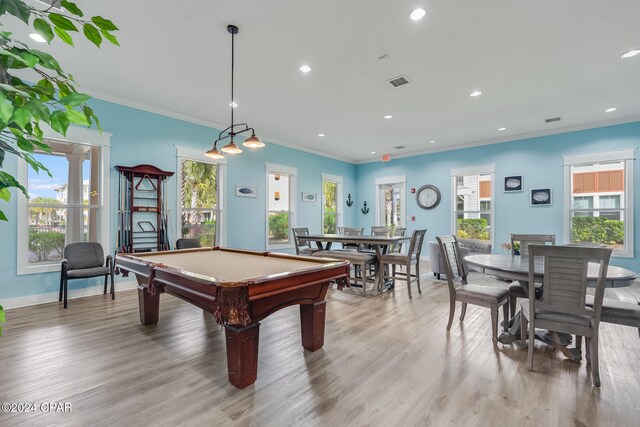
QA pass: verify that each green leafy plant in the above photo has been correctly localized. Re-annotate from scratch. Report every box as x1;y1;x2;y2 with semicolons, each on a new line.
0;0;119;221
571;216;623;245
269;212;289;241
28;228;64;261
457;218;489;240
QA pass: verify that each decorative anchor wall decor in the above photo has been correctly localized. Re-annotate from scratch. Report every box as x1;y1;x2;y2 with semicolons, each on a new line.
361;201;370;214
346;194;354;207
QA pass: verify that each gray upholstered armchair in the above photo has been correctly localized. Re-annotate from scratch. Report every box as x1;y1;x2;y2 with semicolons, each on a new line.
60;242;114;309
428;238;492;279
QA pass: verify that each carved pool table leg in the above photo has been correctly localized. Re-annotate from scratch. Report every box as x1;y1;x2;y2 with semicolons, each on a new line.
300;300;327;351
224;322;260;390
137;285;160;326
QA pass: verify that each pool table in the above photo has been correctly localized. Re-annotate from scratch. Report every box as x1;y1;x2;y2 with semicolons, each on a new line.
115;247;350;389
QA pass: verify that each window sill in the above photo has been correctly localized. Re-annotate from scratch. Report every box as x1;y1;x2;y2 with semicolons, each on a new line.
17;263;61;276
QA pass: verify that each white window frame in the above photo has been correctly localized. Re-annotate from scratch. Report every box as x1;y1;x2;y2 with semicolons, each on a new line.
175;146;227;247
375;175;407;227
450;164;496;247
17;126;112;275
266;162;297;250
321;173;343;233
563;148;636;258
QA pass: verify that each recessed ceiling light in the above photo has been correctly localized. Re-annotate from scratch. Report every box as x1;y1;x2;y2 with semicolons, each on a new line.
498;127;507;131
410;8;426;21
470;90;482;97
299;65;311;73
371;151;376;154
429;140;436;144
229;102;238;108
318;133;325;137
621;49;640;59
384;115;393;119
29;33;46;43
604;107;617;113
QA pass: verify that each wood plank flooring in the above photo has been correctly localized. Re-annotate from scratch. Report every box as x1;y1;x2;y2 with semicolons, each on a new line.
1;265;639;426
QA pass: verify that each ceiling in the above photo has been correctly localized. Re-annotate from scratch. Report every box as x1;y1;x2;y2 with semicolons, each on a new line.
6;0;640;162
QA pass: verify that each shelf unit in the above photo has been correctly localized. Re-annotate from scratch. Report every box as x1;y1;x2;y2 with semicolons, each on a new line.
115;164;174;254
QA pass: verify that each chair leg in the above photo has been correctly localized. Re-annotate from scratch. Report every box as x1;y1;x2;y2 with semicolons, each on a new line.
406;263;412;299
576;335;582;358
103;274;108;295
59;274;64;302
447;299;456;331
585;337;592;364
415;262;421;295
502;301;509;332
110;270;115;300
459;302;467;321
360;261;367;296
490;304;498;343
590;333;601;387
509;297;517;322
527;315;535;371
63;278;68;309
521;313;528;343
437;273;441;280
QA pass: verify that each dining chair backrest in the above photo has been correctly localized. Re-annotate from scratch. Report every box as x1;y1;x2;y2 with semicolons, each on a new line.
511;233;556;257
176;238;201;250
292;227;312;254
407;229;427;260
337;226;344;234
343;227;364;236
527;245;611;321
390;227;407;253
436;235;468;296
371;226;392;236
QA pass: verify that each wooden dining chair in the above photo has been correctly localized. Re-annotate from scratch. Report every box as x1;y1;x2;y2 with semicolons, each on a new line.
436;235;510;342
508;234;556;316
520;245;612;387
292;227;318;256
342;227;364;251
380;229;426;298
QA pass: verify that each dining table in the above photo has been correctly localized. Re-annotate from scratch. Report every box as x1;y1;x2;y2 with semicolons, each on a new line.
297;233;410;293
463;253;638;358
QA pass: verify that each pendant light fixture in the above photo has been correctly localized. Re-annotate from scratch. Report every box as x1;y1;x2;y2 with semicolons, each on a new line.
205;25;264;159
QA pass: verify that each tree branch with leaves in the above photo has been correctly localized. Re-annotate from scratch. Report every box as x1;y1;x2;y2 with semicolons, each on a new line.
0;0;118;221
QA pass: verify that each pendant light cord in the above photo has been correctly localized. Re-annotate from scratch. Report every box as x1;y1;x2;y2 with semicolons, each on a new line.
230;30;235;134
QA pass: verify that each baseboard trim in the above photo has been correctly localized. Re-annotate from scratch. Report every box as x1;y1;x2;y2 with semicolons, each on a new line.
2;280;138;310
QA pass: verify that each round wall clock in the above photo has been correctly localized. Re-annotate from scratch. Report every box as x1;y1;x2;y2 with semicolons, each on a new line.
416;185;441;210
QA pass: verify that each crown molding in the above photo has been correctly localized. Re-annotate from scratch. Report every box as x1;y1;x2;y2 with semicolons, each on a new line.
83;87;357;164
355;115;640;165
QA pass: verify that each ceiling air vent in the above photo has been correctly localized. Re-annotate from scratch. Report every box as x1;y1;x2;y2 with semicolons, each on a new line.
386;76;411;88
393;145;406;150
545;117;561;123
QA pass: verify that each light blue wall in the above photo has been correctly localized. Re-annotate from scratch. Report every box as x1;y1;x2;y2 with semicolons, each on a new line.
355;121;640;270
0;98;356;301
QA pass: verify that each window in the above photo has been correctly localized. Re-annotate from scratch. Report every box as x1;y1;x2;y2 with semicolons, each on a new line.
266;163;296;248
180;159;219;246
176;146;226;247
321;173;343;234
564;149;635;256
451;164;495;242
18;127;111;275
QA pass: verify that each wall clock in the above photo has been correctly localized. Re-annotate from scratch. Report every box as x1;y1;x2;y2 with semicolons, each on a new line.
416;185;441;209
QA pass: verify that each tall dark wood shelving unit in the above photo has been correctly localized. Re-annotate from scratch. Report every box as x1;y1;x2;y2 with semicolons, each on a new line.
115;164;174;254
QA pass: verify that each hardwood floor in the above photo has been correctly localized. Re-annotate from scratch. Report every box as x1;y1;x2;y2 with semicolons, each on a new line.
1;264;639;426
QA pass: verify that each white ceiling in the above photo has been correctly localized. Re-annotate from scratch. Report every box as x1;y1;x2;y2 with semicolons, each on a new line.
7;0;640;162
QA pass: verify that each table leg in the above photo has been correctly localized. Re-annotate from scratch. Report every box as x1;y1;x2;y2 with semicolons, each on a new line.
224;322;260;389
137;284;159;326
300;301;326;351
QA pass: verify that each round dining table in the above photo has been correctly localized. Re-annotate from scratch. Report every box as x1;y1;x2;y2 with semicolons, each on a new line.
462;253;638;356
464;254;638;288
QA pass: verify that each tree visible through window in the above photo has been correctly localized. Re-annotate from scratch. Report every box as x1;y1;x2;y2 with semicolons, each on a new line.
181;160;218;246
26;141;99;264
268;172;292;245
323;181;337;233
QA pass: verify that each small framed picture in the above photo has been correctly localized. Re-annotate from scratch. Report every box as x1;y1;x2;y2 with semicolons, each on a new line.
236;186;257;198
302;192;317;202
504;175;523;192
531;188;552;206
